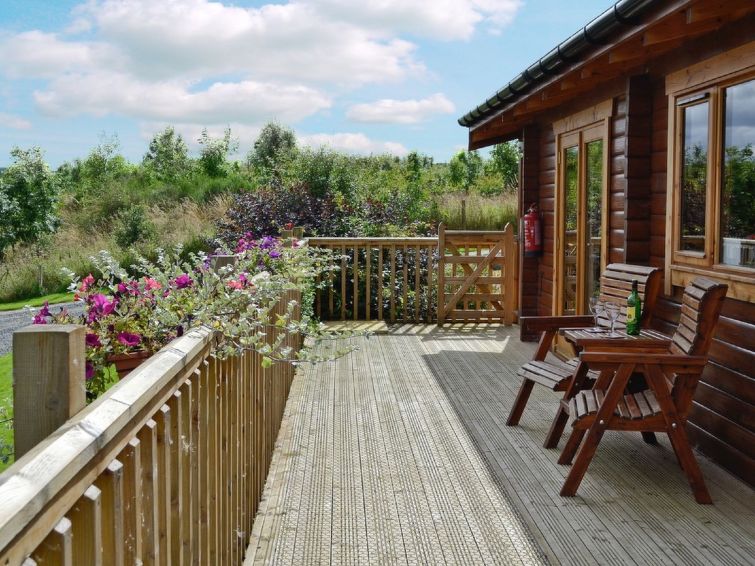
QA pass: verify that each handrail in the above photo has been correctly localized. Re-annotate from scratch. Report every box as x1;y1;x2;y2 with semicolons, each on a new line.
0;289;303;565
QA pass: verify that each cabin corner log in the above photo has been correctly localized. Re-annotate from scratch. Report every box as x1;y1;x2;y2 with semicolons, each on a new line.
0;289;303;565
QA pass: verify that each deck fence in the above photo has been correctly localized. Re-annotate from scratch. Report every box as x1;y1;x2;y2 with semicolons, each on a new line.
0;290;301;566
309;224;518;324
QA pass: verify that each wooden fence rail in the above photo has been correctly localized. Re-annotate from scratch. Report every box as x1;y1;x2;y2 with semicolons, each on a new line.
309;227;518;325
309;237;438;323
0;290;302;566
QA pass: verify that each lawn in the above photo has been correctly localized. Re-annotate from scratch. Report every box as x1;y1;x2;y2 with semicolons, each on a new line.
0;353;13;473
0;292;75;312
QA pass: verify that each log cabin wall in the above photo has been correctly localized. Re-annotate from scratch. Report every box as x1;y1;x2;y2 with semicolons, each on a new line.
523;51;754;484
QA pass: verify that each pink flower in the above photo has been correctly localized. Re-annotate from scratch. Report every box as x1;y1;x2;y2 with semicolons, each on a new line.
144;277;162;291
174;274;193;289
85;333;102;348
88;294;116;322
227;280;243;290
79;273;95;292
33;313;47;325
117;332;142;348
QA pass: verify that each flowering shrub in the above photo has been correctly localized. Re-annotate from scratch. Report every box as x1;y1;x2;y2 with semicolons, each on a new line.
34;237;356;398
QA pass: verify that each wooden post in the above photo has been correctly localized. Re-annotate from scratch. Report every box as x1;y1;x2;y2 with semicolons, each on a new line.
503;223;516;325
292;226;305;240
13;324;86;459
437;224;446;326
211;255;238;272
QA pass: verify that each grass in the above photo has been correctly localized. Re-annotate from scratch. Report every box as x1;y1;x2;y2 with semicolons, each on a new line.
0;353;13;473
0;292;75;312
435;192;518;231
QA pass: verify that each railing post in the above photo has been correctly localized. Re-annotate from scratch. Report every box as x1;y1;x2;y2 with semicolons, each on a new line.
211;255;238;272
13;324;87;458
437;223;446;326
503;223;516;325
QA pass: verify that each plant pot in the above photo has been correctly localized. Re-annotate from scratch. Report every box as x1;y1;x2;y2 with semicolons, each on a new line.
107;350;153;379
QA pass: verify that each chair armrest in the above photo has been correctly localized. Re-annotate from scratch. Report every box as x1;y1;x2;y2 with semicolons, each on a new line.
520;315;595;334
579;352;707;366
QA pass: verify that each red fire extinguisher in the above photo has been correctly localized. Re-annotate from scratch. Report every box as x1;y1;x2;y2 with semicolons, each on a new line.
523;203;542;257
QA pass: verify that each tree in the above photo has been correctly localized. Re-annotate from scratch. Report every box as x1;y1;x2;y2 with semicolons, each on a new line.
248;122;297;170
81;133;129;189
198;127;239;178
0;147;59;277
143;126;190;181
487;141;521;191
449;150;483;193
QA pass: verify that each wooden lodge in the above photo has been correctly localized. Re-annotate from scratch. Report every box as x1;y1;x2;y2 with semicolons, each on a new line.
459;0;755;486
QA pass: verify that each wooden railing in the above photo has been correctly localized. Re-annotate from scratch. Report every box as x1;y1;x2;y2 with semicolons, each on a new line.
309;237;438;323
0;290;302;565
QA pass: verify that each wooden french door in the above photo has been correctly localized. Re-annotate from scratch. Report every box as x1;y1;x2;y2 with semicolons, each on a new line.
554;122;609;320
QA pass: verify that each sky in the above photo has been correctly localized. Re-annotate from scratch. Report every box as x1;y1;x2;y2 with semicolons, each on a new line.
0;0;612;167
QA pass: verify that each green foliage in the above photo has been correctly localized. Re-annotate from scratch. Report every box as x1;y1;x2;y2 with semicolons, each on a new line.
143;126;190;182
0;353;12;472
722;144;755;238
198;127;239;178
248;122;296;172
486;141;521;191
0;292;74;311
0;146;60;262
449;150;483;192
114;204;156;248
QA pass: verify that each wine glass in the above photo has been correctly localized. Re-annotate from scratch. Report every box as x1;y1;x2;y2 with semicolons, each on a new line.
605;301;620;336
588;297;603;331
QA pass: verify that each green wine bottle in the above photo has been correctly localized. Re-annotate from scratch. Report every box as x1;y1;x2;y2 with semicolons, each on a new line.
626;279;641;336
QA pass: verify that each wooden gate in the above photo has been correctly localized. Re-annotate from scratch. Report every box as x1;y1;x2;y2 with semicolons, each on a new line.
437;224;517;325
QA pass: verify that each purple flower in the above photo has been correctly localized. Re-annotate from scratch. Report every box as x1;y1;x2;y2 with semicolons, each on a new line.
117;332;142;348
88;294;116;322
39;301;51;318
260;236;276;250
268;250;281;259
85;361;94;381
33;313;47;325
85;333;102;348
174;273;193;289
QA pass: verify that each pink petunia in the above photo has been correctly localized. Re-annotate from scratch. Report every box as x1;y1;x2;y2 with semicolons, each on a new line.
227;280;243;290
174;273;193;289
79;273;95;292
117;332;142;348
144;277;162;291
86;333;102;348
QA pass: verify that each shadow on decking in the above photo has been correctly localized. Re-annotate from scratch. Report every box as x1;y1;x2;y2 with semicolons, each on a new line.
421;336;755;566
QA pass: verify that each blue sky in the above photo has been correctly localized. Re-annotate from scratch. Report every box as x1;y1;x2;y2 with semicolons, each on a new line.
0;0;611;167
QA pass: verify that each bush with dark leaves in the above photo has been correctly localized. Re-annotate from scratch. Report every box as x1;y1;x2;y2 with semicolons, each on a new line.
217;183;346;244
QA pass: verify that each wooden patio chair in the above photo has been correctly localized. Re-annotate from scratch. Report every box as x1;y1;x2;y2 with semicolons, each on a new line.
558;277;727;504
506;264;663;448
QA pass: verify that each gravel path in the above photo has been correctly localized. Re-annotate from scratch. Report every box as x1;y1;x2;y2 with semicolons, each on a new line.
0;302;85;356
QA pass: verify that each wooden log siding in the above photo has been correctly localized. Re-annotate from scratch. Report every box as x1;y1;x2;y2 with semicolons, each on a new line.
309;237;438;323
0;290;302;566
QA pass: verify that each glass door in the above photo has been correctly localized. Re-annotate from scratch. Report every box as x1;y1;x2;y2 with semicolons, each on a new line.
556;124;607;319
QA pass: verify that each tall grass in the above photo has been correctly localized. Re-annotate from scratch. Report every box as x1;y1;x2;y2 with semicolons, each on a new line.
434;192;518;231
0;197;230;303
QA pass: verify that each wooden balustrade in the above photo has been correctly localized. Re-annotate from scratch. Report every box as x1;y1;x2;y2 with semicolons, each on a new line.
0;290;302;566
308;238;438;323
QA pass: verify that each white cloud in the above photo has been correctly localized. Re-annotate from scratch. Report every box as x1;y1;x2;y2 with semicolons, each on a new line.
347;93;455;124
0;112;32;130
300;132;408;156
305;0;522;39
34;73;331;124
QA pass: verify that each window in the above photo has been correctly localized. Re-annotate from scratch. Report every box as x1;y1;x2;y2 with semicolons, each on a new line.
666;44;755;301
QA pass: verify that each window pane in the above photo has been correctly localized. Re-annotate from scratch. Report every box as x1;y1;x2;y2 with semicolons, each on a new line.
680;101;708;252
720;79;755;269
563;146;578;315
585;140;603;302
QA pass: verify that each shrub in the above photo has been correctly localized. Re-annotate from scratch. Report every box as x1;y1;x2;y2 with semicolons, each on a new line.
114;204;155;248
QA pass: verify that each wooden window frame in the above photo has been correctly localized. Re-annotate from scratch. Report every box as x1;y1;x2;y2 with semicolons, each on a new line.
665;42;755;302
553;101;611;317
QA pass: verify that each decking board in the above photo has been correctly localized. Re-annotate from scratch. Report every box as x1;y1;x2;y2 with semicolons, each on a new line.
246;325;755;565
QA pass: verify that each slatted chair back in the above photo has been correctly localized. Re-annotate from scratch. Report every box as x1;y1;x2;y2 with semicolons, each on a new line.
669;277;728;356
597;264;663;328
668;278;728;417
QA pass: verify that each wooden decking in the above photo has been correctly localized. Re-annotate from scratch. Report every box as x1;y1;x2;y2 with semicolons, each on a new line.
246;325;755;565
